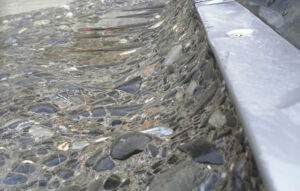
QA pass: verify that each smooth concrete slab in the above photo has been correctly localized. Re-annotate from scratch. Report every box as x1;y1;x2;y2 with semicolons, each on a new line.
195;1;300;191
0;0;74;17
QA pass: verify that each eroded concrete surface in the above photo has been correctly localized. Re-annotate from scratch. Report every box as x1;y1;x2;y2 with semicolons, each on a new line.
0;0;265;190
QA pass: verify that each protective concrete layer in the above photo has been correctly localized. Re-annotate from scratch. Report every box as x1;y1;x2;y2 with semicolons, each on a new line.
195;1;300;191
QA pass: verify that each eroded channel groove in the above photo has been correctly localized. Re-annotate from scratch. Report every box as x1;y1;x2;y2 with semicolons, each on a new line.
0;0;265;190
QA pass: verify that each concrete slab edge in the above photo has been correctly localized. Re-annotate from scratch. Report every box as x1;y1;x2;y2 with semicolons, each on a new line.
194;1;300;191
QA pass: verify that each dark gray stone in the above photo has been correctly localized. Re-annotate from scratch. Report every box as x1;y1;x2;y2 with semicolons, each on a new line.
103;175;121;190
120;179;130;188
93;156;115;171
13;163;35;174
178;139;224;165
44;154;67;167
148;161;203;191
19;137;34;144
167;155;179;164
29;103;58;113
57;169;74;179
148;144;159;158
3;173;28;185
115;76;142;94
80;111;90;117
0;153;9;167
92;107;106;117
111;120;122;126
111;132;151;160
7;121;22;129
0;73;10;80
231;161;246;191
38;180;48;187
37;148;48;155
88;129;104;137
85;149;102;167
49;179;60;189
66;159;78;168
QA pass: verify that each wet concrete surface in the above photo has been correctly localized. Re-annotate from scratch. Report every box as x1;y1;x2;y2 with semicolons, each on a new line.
0;0;266;190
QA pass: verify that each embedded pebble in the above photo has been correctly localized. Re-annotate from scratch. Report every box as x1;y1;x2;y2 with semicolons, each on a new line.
71;141;90;150
116;76;142;94
148;161;202;191
85;149;103;167
178;139;224;165
44;154;67;167
148;144;159;158
57;169;74;179
111;132;151;160
3;173;28;185
0;73;10;80
103;174;121;190
13;163;35;174
29;103;58;113
209;110;227;128
92;107;106;117
93;156;115;171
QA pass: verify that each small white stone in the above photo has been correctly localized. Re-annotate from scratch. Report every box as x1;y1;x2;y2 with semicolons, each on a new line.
65;67;78;72
18;28;27;34
149;20;164;29
58;125;68;132
172;24;179;31
208;110;227;128
34;20;50;26
221;172;227;179
61;4;70;10
57;142;70;151
119;39;128;44
22;160;34;164
66;12;73;18
119;49;136;56
94;137;110;143
145;97;154;103
58;25;71;31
